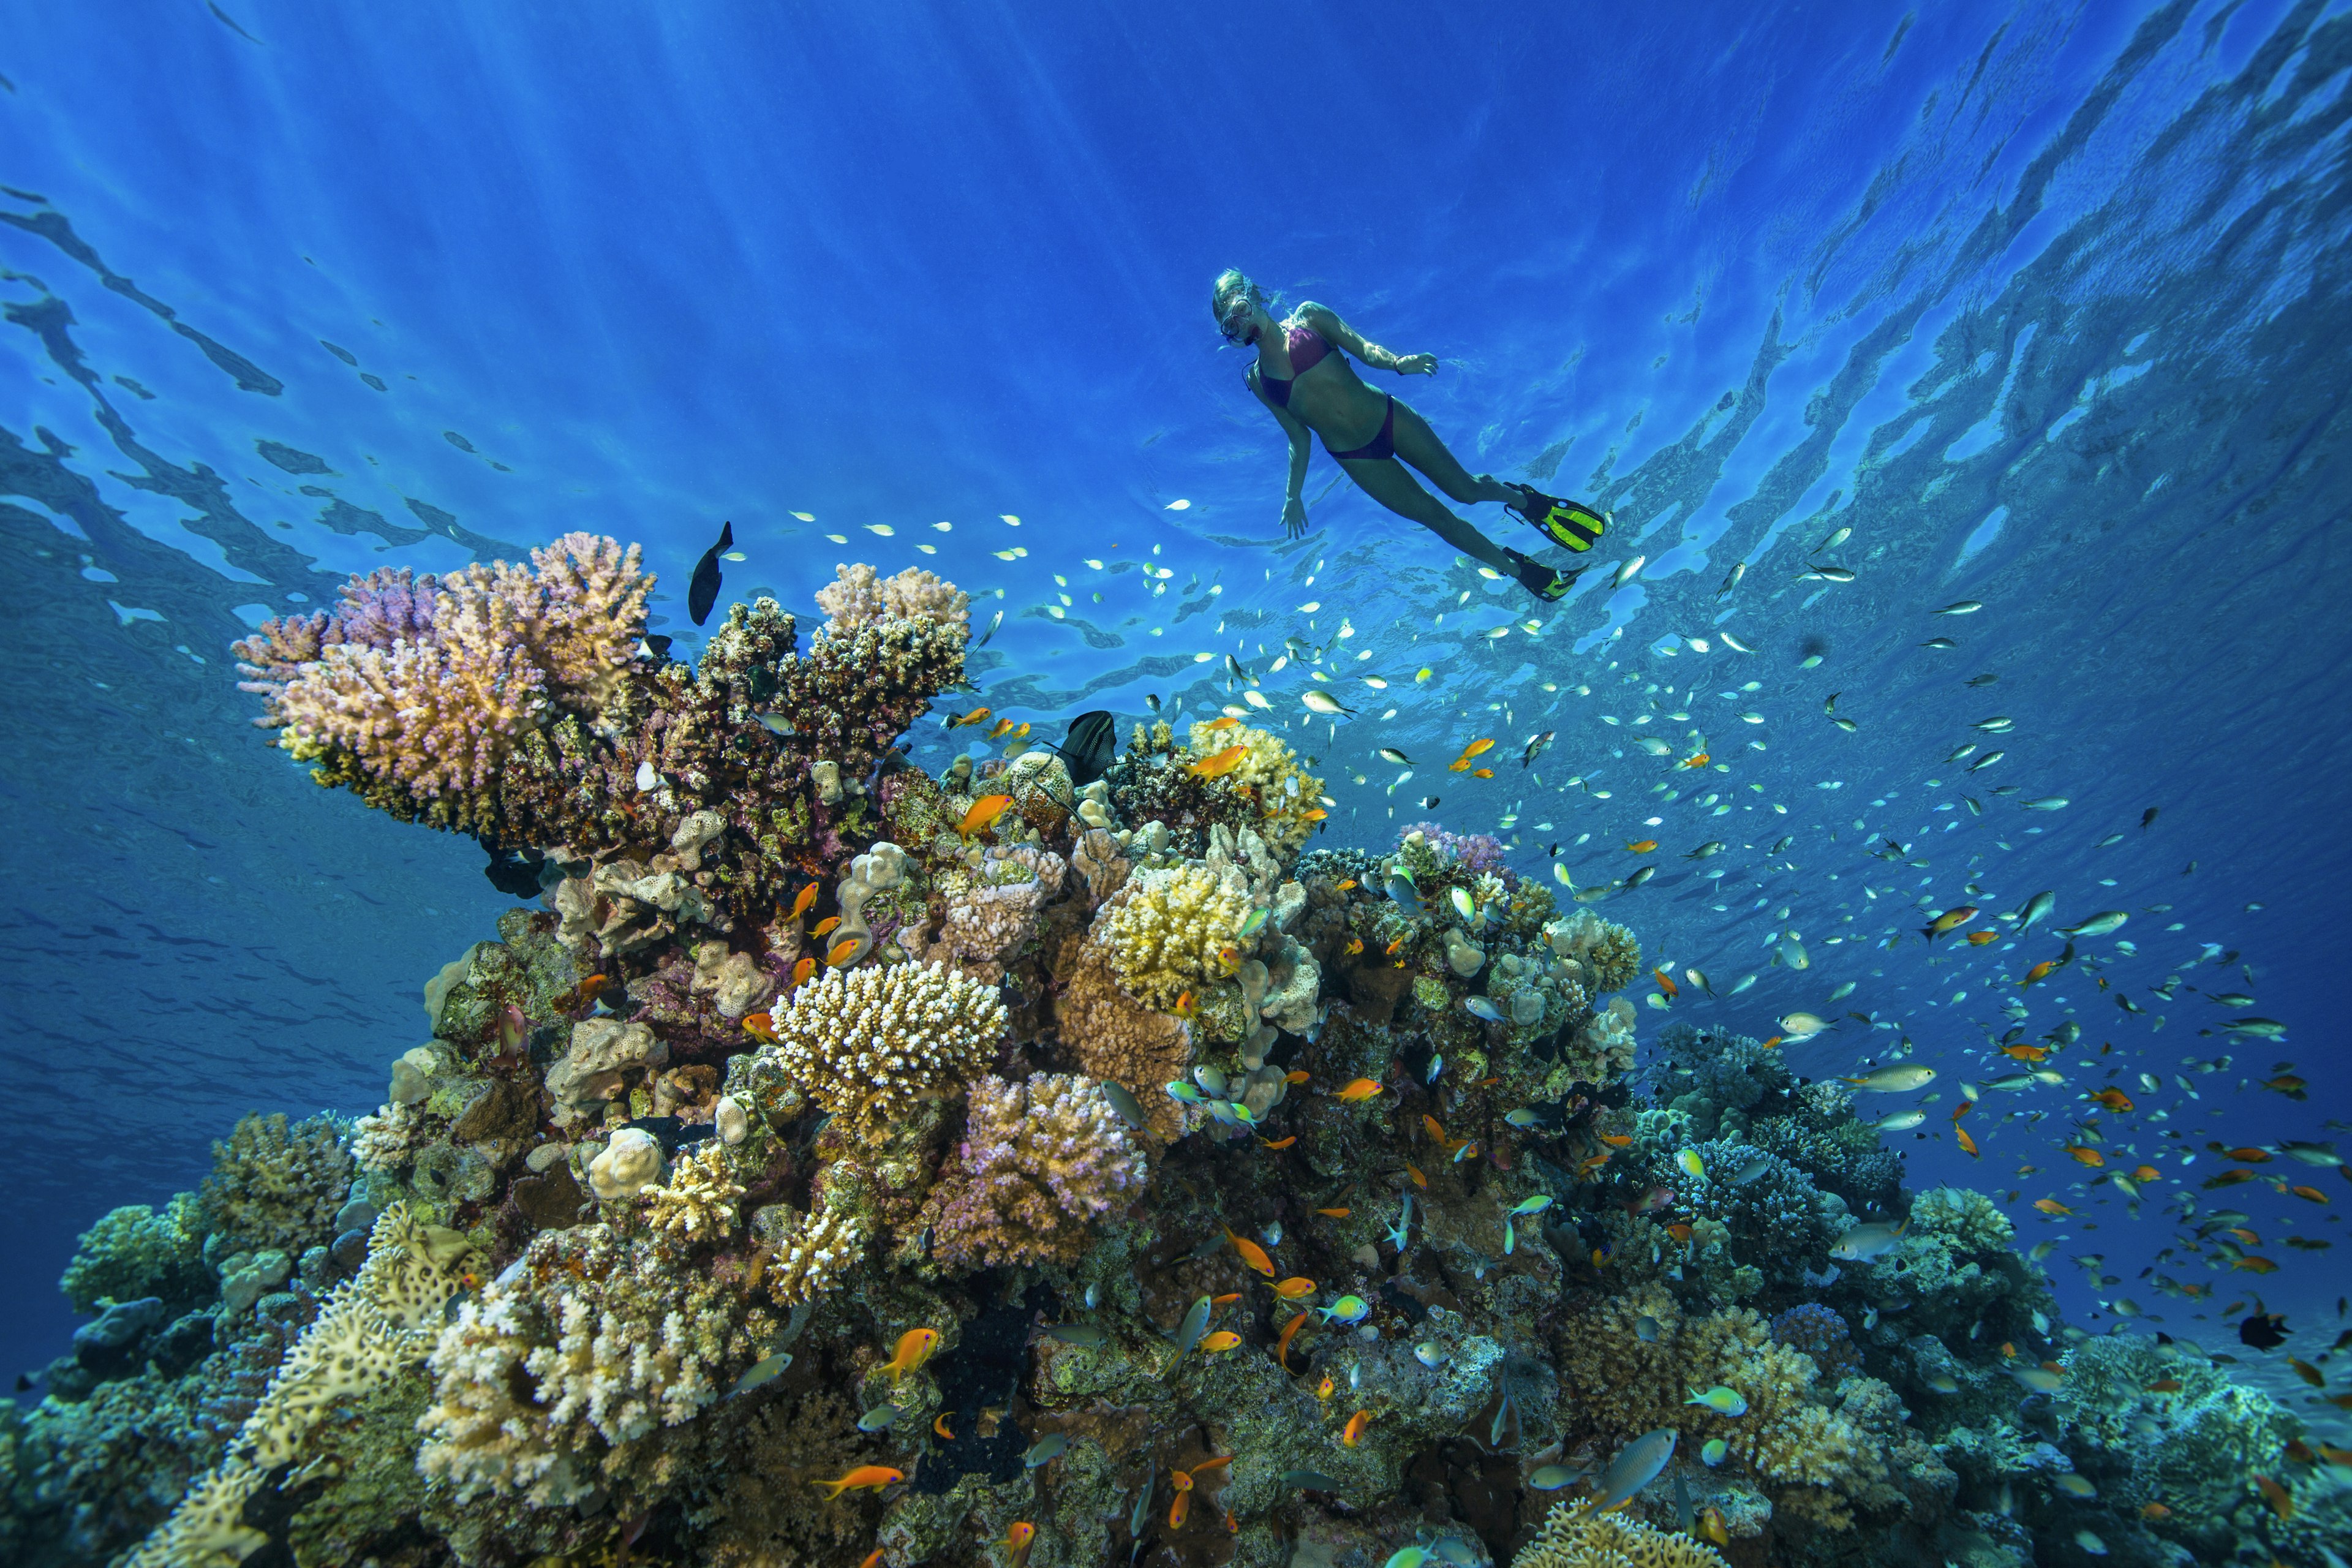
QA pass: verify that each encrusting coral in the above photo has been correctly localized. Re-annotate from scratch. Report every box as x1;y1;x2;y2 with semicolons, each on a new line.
11;537;2294;1568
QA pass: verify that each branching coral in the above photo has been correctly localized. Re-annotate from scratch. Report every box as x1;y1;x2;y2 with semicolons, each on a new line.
643;1145;745;1242
60;1197;209;1315
237;533;649;798
1513;1498;1730;1568
813;562;970;631
924;1074;1147;1267
758;962;1006;1144
1544;910;1642;995
196;1111;354;1258
417;1220;775;1507
1548;1287;1941;1532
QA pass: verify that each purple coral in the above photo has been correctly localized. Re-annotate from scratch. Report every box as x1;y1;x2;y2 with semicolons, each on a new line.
1401;822;1510;876
1771;1302;1863;1383
233;534;650;797
927;1074;1146;1267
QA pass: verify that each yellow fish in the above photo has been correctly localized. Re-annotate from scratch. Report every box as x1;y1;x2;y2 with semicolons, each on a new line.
1334;1078;1384;1102
881;1327;940;1379
826;937;862;967
1199;1330;1242;1354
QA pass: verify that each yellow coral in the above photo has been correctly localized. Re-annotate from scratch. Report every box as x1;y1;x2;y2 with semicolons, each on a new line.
1184;720;1324;858
1096;864;1252;1011
762;960;1006;1143
1548;1287;1893;1531
767;1198;868;1307
1513;1499;1730;1568
644;1145;745;1241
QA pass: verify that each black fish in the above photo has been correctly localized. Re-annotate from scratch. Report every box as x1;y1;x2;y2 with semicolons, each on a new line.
1050;710;1118;786
2142;806;2160;831
1418;795;1441;809
688;520;733;626
640;632;674;662
482;841;545;899
2239;1311;2288;1350
622;1117;714;1156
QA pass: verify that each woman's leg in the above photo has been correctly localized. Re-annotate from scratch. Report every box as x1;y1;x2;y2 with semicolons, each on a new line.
1336;454;1517;574
1390;402;1521;507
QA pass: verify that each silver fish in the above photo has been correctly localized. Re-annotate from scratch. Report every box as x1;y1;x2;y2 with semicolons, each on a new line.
2017;890;2056;931
1597;1430;1677;1510
1684;840;1725;859
1936;600;1984;614
1872;1109;1926;1131
2058;911;2128;938
1164;1295;1213;1378
1830;1221;1907;1261
1613;555;1646;590
1841;1063;1936;1091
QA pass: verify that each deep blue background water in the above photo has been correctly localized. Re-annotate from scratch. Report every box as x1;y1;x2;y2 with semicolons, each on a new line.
2;0;2346;1420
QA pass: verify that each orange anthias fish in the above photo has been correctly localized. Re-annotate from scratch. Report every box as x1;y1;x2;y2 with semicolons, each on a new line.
2090;1088;2135;1112
2130;1164;2160;1182
790;882;820;919
578;973;614;1003
2033;1198;2073;1215
1258;1135;1297;1150
999;1522;1036;1568
2139;1501;2173;1520
1315;1372;1335;1401
791;955;818;987
1210;1292;1242;1310
2225;1147;2272;1163
1921;905;1980;940
2065;1146;2106;1167
1956;1125;1980;1158
1405;1162;1429;1189
1225;1226;1276;1276
1458;737;1496;761
2253;1474;2295;1520
2019;959;2059;987
1335;1078;1384;1102
958;794;1015;837
827;938;862;967
1172;992;1198;1019
933;1411;955;1439
1273;1277;1316;1300
1344;937;1364;956
1168;1489;1191;1530
741;1011;776;1042
2289;1358;2325;1387
2000;1043;2049;1063
1597;1133;1633;1148
1315;1206;1350;1218
948;706;991;729
2231;1256;2279;1274
1284;1069;1311;1084
1341;1409;1373;1447
984;717;1017;739
1680;752;1710;769
862;1550;888;1568
1203;715;1242;731
1422;1114;1447;1145
1191;744;1251;779
1966;929;2000;946
1276;1311;1310;1368
2263;1074;2308;1097
882;1328;941;1379
812;914;843;938
1471;767;1494;778
1624;839;1659;853
1653;968;1679;998
1199;1331;1243;1354
2291;1185;2331;1204
814;1465;904;1499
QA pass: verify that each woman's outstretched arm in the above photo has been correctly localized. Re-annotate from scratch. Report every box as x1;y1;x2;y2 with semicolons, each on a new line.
1297;302;1437;375
1250;366;1316;536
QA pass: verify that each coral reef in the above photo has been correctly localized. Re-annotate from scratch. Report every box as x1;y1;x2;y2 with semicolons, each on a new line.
2;540;2304;1568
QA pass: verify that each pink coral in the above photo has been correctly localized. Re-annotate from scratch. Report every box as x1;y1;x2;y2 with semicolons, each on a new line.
1401;821;1512;878
237;535;650;798
926;1074;1146;1267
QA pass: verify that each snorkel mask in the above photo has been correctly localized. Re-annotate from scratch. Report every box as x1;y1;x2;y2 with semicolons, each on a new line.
1219;297;1259;346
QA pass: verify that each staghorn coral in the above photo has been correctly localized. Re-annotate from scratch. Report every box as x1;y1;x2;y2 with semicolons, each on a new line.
1095;862;1253;1012
417;1219;775;1508
924;1074;1147;1268
1513;1498;1730;1568
758;961;1006;1145
195;1111;354;1259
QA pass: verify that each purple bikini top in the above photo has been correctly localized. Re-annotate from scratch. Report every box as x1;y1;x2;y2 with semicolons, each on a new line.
1255;325;1332;407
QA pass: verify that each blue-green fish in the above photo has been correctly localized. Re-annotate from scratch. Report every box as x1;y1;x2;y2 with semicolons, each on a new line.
1509;1196;1553;1216
1597;1429;1676;1510
1163;1295;1213;1379
1528;1464;1585;1490
1023;1433;1069;1468
1463;996;1505;1023
1686;1385;1747;1415
1098;1080;1148;1132
1700;1437;1728;1466
1318;1294;1373;1325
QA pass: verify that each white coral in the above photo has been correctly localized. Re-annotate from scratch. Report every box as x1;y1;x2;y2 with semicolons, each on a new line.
761;961;1005;1142
643;1145;743;1241
350;1101;420;1173
814;562;970;631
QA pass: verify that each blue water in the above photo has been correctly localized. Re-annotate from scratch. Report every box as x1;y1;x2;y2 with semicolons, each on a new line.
2;0;2347;1414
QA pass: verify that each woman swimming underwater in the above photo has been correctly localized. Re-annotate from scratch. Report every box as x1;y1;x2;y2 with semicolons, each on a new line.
1212;269;1605;600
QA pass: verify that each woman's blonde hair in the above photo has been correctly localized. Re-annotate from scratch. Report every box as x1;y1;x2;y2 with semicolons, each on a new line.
1210;268;1272;323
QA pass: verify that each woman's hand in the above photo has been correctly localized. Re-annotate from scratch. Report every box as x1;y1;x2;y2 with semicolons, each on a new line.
1281;497;1310;538
1394;352;1438;376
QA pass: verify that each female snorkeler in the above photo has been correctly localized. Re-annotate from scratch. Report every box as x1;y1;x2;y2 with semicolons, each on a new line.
1211;269;1607;600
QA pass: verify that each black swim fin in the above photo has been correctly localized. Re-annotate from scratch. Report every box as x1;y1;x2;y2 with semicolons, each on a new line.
1509;486;1607;552
1505;548;1579;602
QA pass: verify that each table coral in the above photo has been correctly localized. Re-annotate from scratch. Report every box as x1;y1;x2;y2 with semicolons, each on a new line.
924;1074;1147;1267
758;960;1006;1145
